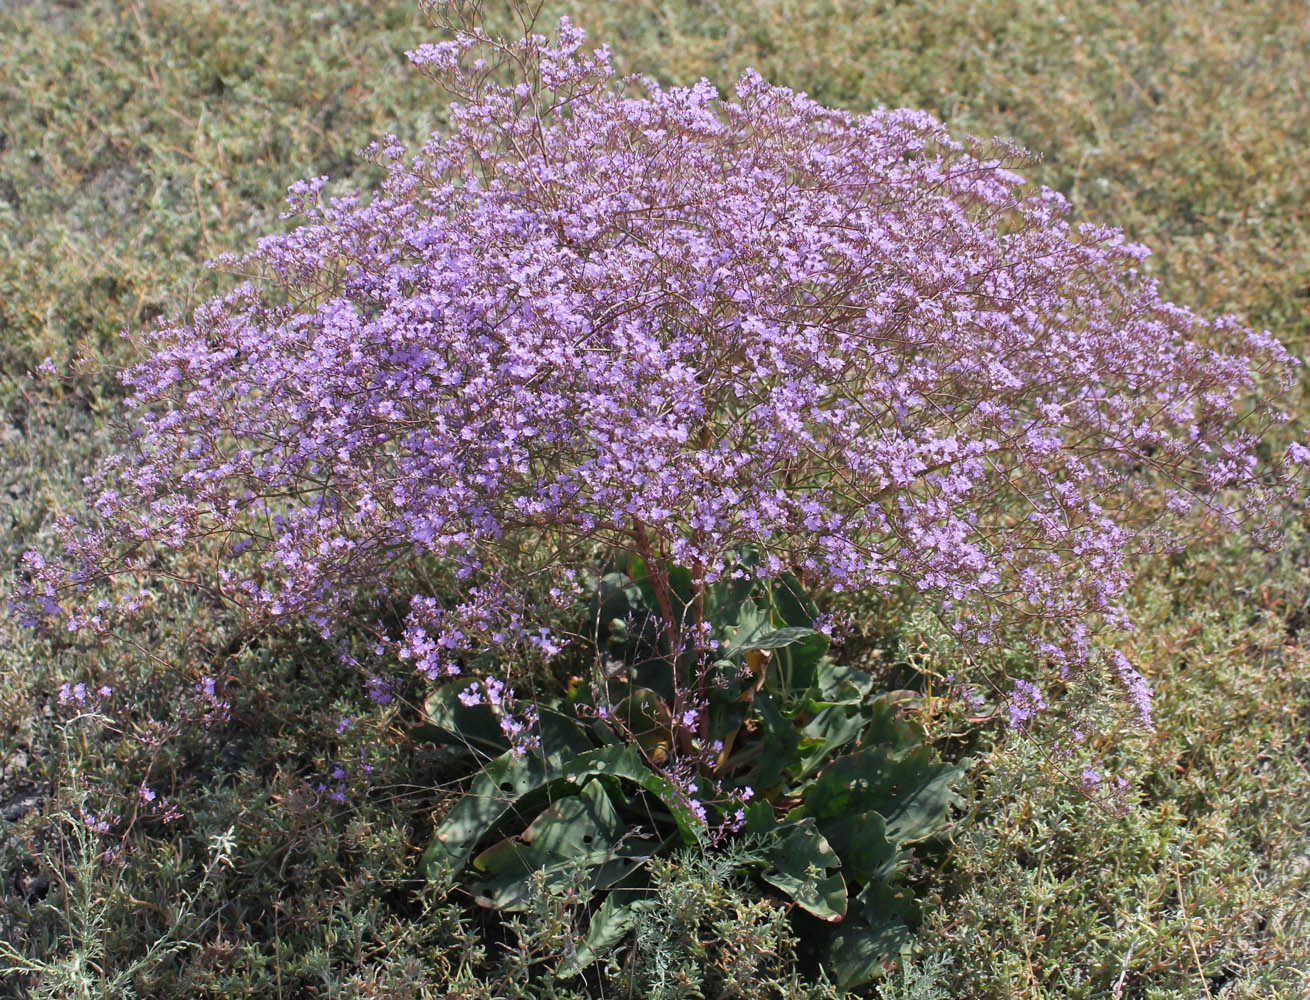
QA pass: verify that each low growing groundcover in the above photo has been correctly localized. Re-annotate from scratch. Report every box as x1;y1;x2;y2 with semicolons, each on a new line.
1;2;1307;998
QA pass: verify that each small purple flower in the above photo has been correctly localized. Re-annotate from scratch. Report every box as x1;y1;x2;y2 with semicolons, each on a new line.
687;798;707;826
80;808;119;835
527;628;567;660
1110;651;1154;729
1008;680;1047;731
365;676;394;705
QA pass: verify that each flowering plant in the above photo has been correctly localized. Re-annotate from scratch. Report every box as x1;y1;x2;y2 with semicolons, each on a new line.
416;557;961;987
22;3;1301;758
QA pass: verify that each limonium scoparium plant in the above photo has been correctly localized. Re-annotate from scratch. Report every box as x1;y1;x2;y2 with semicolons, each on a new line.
23;3;1304;746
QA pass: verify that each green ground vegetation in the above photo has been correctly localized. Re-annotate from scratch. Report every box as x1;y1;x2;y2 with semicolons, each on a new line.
0;1;1306;997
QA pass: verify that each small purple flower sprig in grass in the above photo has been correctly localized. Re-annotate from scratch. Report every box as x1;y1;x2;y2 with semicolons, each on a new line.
19;3;1306;751
51;677;209;845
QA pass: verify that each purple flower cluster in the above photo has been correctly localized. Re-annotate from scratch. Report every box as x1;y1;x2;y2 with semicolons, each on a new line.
22;15;1302;726
1008;679;1047;732
58;682;113;707
457;674;540;755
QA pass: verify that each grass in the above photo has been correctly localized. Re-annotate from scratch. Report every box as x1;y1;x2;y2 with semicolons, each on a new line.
0;0;1307;997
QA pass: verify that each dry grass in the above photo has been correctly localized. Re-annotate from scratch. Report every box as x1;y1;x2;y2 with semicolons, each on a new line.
0;1;1306;996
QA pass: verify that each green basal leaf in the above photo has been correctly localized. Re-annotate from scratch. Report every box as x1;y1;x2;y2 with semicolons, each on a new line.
761;816;848;922
821;810;898;885
774;631;828;695
413;681;596;768
666;564;694;610
814;657;877;701
562;744;705;845
743;799;777;835
706;659;751;746
856;694;930;755
737;625;821;651
802;744;961;852
423;750;563;877
725;599;822;691
724;600;772;656
702;569;757;635
559;887;644;977
765;572;820;629
423;743;705;879
744;804;847;922
824;883;918;989
468;780;654;910
753;692;801;790
794;701;868;779
764;573;829;694
612;687;673;764
476;779;623;873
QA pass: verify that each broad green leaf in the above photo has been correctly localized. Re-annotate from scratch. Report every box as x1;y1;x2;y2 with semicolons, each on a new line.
803;745;961;850
559;888;644;976
423;742;706;880
727;601;820;671
814;658;877;701
825;879;921;987
666;564;694;610
422;750;562;877
468;781;652;910
775;632;828;694
738;625;821;651
759;816;847;922
754;692;801;790
525;780;622;857
794;701;867;778
707;667;750;751
743;799;776;835
474;780;623;875
825;912;914;987
562;744;705;845
761;575;828;693
535;707;603;765
856;695;929;755
725;600;772;655
821;810;898;884
766;572;820;629
413;681;593;767
703;568;757;637
472;854;647;912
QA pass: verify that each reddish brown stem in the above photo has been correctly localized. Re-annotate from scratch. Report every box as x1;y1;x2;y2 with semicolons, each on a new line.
631;518;695;757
